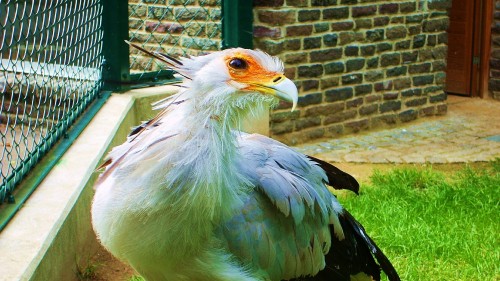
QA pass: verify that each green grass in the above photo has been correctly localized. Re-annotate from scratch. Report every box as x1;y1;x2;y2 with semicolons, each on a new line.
340;160;500;281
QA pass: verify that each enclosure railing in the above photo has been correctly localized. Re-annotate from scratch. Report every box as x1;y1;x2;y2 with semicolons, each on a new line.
0;0;104;229
0;0;252;231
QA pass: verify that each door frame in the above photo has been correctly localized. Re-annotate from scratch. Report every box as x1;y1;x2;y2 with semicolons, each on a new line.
474;0;492;98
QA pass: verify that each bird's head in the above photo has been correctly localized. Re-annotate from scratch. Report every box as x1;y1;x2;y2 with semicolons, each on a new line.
127;43;299;120
184;48;298;113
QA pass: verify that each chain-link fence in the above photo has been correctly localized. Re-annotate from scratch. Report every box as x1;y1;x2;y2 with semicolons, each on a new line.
0;0;104;207
128;0;222;80
0;0;249;228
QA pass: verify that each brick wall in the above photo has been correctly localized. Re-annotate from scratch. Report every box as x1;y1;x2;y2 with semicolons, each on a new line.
128;0;221;72
491;1;500;100
254;0;449;145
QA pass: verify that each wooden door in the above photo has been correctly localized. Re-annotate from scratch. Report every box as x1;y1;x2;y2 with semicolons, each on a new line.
446;0;476;96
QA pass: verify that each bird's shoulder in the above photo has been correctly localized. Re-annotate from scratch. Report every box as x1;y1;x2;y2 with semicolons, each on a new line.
222;133;340;279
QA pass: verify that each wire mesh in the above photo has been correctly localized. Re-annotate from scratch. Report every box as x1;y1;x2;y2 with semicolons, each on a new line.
0;0;104;204
128;0;222;79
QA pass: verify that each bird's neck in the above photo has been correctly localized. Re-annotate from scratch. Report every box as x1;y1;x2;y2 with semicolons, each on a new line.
167;99;247;222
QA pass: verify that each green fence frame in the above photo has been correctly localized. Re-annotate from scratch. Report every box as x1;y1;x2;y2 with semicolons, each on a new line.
102;0;253;91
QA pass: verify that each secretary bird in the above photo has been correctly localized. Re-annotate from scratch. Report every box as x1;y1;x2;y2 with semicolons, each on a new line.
92;44;400;281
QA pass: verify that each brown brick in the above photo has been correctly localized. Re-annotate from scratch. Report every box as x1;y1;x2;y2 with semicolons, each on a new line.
253;26;282;38
332;22;355;32
361;45;376;56
298;64;324;77
360;104;378;116
391;15;406;23
365;94;382;103
258;10;296;25
284;39;302;51
380;53;401;66
428;0;451;10
399;109;418;122
420;106;436;116
324;110;357;125
380;100;402;113
355;19;373;29
302;80;320;91
305;103;345;117
284;53;307;64
366;29;384;42
323;7;349;20
254;0;285;6
400;2;416;13
284;67;296;79
409;63;432;74
174;7;207;21
345;46;359;56
325;87;354;102
355;84;373;96
342;73;363;85
437;104;447;115
310;48;342;62
323;34;338;46
347;97;364;108
286;25;313;36
304;37;322;50
339;31;357;44
320;76;340;89
352;5;377;17
312;0;337;5
145;22;184;33
374;16;390;27
271;111;300;122
423;18;449;32
271;120;294;134
324;62;345;74
325;124;345;137
393;77;412;90
346;58;365;72
255;40;284;55
299;10;321;22
379;3;399;14
295;117;322;130
305;128;325;140
405;97;428;107
386;26;407;39
287;0;309;6
314;23;330;33
345;119;369;133
298;93;323;106
387;66;408;77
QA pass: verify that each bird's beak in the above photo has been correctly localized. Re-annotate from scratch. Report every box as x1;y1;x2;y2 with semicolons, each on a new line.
246;76;298;111
270;77;298;111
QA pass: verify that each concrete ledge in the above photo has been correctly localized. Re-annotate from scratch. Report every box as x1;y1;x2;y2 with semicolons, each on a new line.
0;85;178;281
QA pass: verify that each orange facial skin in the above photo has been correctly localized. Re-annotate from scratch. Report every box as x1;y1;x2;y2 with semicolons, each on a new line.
224;52;285;93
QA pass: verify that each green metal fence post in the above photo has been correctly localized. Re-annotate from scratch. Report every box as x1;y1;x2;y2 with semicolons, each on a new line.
221;0;253;49
102;0;130;91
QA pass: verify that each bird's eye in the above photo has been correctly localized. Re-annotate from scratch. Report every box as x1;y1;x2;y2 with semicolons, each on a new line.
229;58;248;70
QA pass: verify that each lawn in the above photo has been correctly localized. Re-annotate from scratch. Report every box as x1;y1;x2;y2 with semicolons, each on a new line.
340;160;500;281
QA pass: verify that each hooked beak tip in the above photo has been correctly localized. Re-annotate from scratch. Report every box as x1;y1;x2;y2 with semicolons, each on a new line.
272;77;298;112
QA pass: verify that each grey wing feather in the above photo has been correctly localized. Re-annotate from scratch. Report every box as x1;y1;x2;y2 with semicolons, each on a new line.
219;133;338;280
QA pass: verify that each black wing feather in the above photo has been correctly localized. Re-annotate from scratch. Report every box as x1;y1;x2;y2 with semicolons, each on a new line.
307;155;360;195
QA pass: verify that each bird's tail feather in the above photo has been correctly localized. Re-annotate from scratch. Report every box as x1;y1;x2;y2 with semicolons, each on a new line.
294;210;400;281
